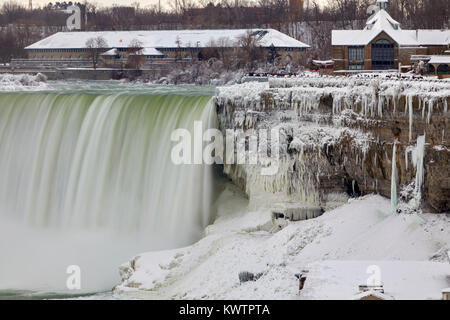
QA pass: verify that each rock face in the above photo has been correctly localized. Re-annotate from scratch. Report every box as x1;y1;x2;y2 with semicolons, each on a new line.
214;75;450;213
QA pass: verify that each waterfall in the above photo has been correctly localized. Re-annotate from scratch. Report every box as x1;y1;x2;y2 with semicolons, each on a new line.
0;90;217;293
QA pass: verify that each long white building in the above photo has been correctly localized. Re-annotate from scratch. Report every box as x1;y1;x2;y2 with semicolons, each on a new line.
23;29;310;67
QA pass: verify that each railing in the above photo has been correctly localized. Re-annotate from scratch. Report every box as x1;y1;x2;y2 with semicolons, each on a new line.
10;59;92;69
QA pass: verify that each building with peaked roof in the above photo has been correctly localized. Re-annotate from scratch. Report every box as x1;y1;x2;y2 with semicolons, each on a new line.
22;28;310;69
332;0;450;71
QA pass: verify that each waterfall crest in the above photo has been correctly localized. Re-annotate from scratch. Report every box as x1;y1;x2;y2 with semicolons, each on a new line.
0;90;216;293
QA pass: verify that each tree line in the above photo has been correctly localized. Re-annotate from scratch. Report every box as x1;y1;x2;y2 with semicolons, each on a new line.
0;0;448;63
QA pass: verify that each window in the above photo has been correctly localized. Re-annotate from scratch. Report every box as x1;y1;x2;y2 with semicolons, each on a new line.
348;46;364;70
349;65;364;70
348;46;364;62
371;39;394;70
437;64;450;74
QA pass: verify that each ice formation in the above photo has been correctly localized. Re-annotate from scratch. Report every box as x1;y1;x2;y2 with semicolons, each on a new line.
391;140;398;214
0;73;47;91
216;74;448;211
412;134;426;209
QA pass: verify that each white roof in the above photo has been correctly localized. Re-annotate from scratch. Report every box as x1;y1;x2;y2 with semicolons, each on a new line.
136;48;164;56
428;55;450;65
100;48;118;56
365;9;400;31
416;30;450;45
332;9;450;46
312;59;334;65
25;29;310;50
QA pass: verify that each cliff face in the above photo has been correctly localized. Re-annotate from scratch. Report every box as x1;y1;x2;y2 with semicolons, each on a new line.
214;75;450;213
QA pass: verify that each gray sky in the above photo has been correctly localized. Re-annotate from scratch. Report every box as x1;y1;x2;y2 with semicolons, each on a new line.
12;0;325;10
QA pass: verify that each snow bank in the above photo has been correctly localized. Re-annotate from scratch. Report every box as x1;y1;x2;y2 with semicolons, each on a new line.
0;73;47;91
302;260;450;300
115;186;450;299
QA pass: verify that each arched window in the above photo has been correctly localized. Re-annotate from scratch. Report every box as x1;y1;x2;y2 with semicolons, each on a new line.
437;64;450;74
375;39;391;44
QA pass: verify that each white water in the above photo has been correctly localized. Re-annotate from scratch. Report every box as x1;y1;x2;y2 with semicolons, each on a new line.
0;84;217;294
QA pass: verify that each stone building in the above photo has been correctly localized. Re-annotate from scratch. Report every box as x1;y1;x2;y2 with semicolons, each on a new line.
331;0;450;71
22;29;309;69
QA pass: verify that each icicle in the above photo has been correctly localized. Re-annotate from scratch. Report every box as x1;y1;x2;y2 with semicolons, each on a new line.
413;134;426;210
444;99;448;113
427;100;433;124
352;180;356;196
393;96;397;114
377;96;383;118
422;99;426;119
405;149;408;171
408;95;413;142
391;140;398;214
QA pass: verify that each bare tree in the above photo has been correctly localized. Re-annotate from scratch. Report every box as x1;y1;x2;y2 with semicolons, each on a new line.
85;36;108;69
237;30;265;71
126;38;145;70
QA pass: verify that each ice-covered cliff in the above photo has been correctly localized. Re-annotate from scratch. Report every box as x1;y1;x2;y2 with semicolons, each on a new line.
214;74;450;213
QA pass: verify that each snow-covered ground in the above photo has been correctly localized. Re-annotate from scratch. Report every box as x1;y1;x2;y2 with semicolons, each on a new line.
115;184;450;300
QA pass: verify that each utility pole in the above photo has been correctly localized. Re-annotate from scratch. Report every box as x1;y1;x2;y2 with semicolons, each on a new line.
84;0;88;31
29;0;32;10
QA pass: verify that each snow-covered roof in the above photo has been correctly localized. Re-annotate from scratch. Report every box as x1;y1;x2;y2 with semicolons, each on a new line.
428;55;450;65
332;9;450;47
352;290;394;300
365;9;400;31
312;59;334;66
134;48;164;56
100;48;118;56
25;29;310;50
417;30;450;46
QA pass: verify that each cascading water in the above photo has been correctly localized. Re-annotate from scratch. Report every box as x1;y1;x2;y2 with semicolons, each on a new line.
0;84;217;295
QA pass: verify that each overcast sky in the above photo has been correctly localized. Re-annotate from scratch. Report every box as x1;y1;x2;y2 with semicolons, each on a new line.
13;0;325;10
